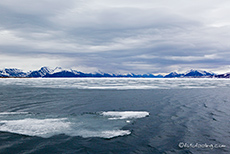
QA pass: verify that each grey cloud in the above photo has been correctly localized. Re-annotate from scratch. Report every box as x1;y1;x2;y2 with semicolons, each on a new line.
0;0;230;74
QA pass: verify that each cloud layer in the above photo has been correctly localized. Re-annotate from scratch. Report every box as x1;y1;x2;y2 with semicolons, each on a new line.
0;0;230;73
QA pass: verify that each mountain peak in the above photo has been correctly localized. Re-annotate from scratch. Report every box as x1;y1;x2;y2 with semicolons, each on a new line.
164;71;182;78
184;69;214;77
2;68;26;77
27;67;53;77
52;67;72;73
40;66;52;73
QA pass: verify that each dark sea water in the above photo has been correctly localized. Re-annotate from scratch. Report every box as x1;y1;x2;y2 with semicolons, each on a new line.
0;78;230;154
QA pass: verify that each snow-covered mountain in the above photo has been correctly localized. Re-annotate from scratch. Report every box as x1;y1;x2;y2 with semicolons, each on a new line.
214;72;230;78
0;67;228;78
0;69;8;77
23;67;166;78
164;69;215;78
0;68;27;77
183;69;215;77
27;67;74;77
164;72;183;78
27;67;52;77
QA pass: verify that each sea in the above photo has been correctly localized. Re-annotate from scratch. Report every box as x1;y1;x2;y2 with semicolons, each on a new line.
0;78;230;154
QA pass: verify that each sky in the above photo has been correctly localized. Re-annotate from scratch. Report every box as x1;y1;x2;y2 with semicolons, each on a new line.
0;0;230;74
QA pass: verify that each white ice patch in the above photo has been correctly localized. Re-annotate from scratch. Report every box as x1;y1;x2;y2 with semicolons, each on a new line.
0;111;149;138
0;118;130;138
101;111;150;120
75;130;131;138
0;118;71;138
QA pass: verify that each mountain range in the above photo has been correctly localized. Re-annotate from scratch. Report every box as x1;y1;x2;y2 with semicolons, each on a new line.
0;67;229;78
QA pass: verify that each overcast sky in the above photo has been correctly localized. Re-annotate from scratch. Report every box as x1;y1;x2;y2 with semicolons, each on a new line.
0;0;230;74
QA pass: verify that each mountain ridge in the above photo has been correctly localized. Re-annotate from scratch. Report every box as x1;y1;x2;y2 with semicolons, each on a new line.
0;67;229;78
